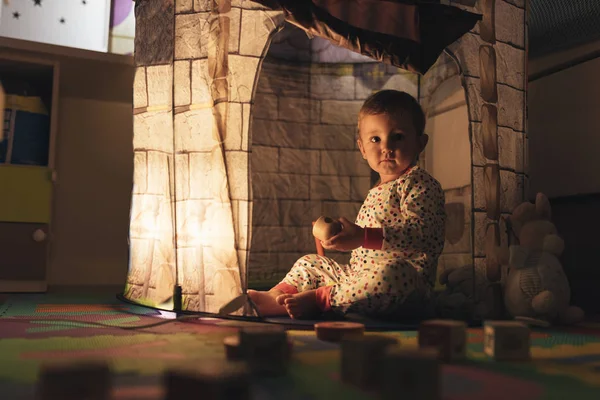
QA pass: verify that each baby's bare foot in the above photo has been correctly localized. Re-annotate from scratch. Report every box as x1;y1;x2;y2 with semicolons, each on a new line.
247;289;287;316
280;290;320;319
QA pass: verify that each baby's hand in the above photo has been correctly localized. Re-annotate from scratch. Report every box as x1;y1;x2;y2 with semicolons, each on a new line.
321;217;364;252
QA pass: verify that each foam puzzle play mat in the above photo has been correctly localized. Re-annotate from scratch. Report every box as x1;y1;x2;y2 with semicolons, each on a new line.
1;294;600;399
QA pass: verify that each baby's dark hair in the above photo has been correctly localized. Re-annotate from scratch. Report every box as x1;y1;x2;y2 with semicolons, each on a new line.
358;90;425;136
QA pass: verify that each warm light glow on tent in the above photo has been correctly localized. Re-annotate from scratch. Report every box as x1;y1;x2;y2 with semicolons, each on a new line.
123;0;528;320
124;0;285;314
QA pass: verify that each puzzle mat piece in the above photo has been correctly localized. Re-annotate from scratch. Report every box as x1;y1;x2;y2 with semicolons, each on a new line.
0;358;549;400
0;332;599;399
0;294;161;318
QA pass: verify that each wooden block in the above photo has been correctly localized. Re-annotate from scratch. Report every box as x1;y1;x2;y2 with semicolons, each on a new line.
341;334;398;389
313;216;342;241
484;320;531;361
418;319;467;362
36;361;111;400
224;335;244;361
165;362;250;400
238;326;289;375
381;347;440;400
314;321;365;342
224;333;293;362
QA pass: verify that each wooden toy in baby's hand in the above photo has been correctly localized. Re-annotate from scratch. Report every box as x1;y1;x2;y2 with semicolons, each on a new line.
313;216;343;241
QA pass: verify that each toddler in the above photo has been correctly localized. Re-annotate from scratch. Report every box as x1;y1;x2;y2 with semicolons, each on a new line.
248;90;446;319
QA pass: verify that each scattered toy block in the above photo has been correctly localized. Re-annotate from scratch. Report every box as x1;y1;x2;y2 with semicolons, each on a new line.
36;361;111;400
380;346;440;400
164;362;250;400
418;319;467;362
314;321;365;342
341;334;399;389
224;332;293;362
238;326;290;375
224;335;244;361
484;320;531;361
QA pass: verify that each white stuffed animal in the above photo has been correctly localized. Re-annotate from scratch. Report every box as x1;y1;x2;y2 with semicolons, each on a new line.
503;193;584;325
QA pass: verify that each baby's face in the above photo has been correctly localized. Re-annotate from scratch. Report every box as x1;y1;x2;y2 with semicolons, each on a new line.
357;112;427;183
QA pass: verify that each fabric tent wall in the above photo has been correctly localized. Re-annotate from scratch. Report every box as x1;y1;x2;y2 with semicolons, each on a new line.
433;0;529;315
420;69;474;301
124;0;285;313
124;0;528;317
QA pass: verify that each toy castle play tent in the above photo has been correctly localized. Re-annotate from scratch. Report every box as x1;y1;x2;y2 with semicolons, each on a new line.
123;0;529;318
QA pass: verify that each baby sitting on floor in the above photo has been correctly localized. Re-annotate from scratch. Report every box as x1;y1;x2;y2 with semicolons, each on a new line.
248;90;446;320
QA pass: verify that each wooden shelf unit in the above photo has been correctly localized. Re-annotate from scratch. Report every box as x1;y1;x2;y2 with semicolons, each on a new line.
0;51;59;292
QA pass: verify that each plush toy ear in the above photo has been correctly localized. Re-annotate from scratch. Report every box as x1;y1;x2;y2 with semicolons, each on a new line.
535;192;552;220
510;202;536;236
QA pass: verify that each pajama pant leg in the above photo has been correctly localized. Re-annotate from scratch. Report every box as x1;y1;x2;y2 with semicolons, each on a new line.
329;259;428;318
279;254;353;292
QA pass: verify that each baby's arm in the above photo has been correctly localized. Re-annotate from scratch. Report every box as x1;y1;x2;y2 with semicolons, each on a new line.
364;173;446;254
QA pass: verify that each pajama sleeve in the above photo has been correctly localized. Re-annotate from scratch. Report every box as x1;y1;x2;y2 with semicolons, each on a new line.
381;172;446;255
